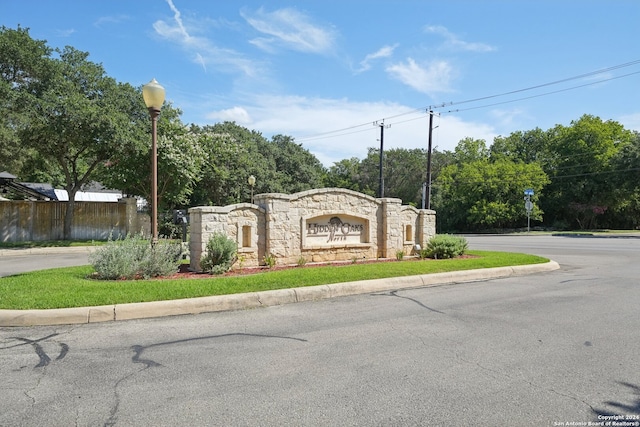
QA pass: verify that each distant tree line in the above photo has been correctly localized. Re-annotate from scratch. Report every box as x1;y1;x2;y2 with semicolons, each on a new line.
336;115;640;232
2;26;639;237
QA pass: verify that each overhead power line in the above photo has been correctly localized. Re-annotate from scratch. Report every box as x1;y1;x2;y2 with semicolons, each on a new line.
441;70;640;114
433;59;640;110
294;59;640;143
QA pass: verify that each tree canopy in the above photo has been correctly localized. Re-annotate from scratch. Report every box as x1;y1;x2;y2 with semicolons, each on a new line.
436;156;548;231
1;27;148;237
186;122;325;207
487;115;635;229
0;26;52;179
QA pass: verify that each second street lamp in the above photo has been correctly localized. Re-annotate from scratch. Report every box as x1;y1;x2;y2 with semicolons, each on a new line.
248;175;256;204
142;78;165;246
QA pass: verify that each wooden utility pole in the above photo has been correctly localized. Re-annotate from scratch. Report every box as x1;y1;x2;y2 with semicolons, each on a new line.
375;121;390;198
425;110;434;209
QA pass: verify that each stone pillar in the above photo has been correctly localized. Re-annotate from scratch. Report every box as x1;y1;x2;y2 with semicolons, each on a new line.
258;194;292;261
119;197;139;237
188;206;229;271
417;209;437;248
380;198;402;258
188;207;204;271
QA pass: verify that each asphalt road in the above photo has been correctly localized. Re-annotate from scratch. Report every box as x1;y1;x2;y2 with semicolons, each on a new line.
1;235;639;426
0;248;91;277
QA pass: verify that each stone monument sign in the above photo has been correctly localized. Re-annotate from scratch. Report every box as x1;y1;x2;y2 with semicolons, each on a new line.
189;188;436;271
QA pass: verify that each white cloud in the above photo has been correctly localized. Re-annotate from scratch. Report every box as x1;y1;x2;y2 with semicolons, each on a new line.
93;15;130;28
355;44;398;73
55;28;76;37
163;0;190;40
205;95;496;166
386;58;455;95
154;0;260;76
437;115;497;149
488;108;530;129
425;25;496;52
619;112;640;131
194;53;206;72
241;7;337;54
207;106;252;124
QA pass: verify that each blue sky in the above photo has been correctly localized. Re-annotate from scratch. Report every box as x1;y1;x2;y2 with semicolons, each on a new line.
3;0;640;166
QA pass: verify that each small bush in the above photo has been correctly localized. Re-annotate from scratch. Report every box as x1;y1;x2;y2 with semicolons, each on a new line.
141;243;183;278
395;250;404;261
89;234;181;279
552;219;570;231
297;256;307;267
423;234;468;259
200;232;237;274
263;253;276;269
237;254;246;271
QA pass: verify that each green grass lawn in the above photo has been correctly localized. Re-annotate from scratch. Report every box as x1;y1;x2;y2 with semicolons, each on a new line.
0;250;548;310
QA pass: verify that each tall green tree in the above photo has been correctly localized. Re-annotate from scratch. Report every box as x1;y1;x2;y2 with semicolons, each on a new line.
18;46;144;238
435;138;549;231
350;147;381;197
452;137;489;164
190;122;271;206
608;130;640;228
189;122;325;207
0;26;51;176
542;115;633;229
324;157;366;192
265;134;325;193
324;147;454;206
357;147;429;203
490;128;552;164
98;103;204;210
381;148;426;205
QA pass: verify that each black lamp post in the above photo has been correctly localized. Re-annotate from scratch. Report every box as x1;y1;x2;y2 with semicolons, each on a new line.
142;78;165;246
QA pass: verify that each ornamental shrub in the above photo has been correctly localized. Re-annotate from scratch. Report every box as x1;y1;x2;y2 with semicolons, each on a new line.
422;234;468;259
263;252;277;269
200;232;237;274
89;233;181;279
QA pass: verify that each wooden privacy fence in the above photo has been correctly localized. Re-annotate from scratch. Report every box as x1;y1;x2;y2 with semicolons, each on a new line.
0;198;147;242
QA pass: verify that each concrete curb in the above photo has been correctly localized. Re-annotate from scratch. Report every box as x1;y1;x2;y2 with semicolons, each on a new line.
0;261;560;327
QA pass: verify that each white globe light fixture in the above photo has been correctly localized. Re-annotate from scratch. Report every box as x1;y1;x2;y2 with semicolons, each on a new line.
248;175;256;204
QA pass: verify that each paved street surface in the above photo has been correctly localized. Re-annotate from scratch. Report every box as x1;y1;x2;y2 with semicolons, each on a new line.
0;248;91;277
1;235;639;426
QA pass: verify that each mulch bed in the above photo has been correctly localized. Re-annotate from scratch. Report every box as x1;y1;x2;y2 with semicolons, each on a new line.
163;255;474;280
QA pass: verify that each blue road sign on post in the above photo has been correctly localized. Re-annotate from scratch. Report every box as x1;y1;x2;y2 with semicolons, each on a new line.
524;189;534;232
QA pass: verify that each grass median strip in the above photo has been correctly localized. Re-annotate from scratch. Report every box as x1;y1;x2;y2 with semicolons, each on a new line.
0;250;548;310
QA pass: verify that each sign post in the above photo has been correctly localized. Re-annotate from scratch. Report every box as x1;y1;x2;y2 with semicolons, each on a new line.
524;189;534;232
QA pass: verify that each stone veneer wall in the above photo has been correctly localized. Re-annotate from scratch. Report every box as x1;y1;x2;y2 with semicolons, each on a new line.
189;188;436;271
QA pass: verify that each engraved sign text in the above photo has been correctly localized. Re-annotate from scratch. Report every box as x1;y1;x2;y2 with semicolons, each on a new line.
306;216;366;244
